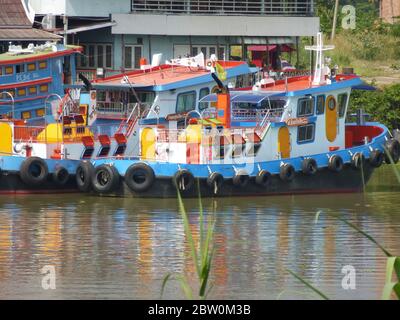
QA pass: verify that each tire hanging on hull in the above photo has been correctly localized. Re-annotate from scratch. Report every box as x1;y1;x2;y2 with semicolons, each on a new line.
92;164;120;194
385;139;400;164
328;155;343;173
232;170;250;188
125;163;155;193
280;163;295;182
207;172;224;195
351;152;365;170
255;170;271;187
76;161;94;192
53;167;70;186
173;169;195;192
19;157;49;186
302;158;318;176
369;150;384;168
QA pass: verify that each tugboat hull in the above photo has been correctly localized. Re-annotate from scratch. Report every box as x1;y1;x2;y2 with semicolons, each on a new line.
95;165;374;198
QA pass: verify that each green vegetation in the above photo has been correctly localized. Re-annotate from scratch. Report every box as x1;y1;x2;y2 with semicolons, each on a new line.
161;182;216;300
349;83;400;130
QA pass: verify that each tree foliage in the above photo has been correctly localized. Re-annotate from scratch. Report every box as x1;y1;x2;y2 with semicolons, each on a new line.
350;84;400;130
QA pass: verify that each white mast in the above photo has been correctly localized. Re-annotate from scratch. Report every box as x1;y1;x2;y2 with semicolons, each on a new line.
305;33;335;86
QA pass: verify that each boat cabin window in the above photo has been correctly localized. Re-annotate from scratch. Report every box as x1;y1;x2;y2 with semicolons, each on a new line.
176;91;197;113
297;97;315;117
40;84;49;93
199;87;210;110
38;61;47;70
338;93;348;118
27;63;36;71
297;123;315;144
22;111;31;120
5;66;13;75
129;91;155;106
28;86;37;95
316;95;325;115
16;64;25;74
17;88;26;96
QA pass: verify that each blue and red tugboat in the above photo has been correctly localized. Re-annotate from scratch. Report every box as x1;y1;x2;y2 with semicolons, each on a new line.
78;34;399;198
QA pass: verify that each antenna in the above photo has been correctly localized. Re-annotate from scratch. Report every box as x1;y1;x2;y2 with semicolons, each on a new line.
305;33;335;86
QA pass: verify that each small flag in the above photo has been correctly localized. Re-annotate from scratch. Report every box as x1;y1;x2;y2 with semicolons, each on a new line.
215;62;227;81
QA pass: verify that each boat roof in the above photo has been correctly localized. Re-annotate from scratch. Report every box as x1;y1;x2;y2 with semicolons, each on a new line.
200;74;367;102
0;44;82;65
92;61;256;92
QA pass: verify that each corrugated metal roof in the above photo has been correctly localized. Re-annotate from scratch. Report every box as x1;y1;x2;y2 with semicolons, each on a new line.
0;28;62;40
0;0;32;27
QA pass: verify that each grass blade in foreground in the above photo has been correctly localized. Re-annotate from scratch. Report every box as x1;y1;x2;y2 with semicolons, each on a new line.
286;269;330;300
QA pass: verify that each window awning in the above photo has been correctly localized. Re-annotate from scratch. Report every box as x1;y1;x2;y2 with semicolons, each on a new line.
56;22;117;35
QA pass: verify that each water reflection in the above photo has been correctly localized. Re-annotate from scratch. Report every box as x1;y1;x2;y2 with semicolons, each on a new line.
0;166;399;300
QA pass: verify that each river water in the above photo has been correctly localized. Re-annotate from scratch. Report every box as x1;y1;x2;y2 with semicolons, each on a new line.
0;166;399;300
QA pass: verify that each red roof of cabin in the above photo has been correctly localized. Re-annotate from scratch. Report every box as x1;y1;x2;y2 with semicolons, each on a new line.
94;61;246;87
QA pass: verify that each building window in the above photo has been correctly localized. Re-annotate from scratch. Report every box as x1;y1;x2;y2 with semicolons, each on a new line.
22;111;31;120
176;91;197;113
297;124;315;144
36;108;45;117
79;44;113;69
124;45;142;69
16;64;25;73
5;66;13;75
39;84;49;93
316;95;325;115
17;88;26;96
199;87;210;110
39;61;47;69
28;86;37;95
338;93;348;118
297;97;315;117
27;63;36;71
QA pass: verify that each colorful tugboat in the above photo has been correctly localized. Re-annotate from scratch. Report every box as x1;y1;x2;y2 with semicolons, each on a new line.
79;34;400;198
0;42;81;194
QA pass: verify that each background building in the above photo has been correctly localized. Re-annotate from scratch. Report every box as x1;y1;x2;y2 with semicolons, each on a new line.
0;0;61;53
380;0;400;23
29;0;320;77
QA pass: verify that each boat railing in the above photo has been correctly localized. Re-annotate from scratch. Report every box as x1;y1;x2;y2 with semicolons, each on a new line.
13;125;46;143
96;102;149;119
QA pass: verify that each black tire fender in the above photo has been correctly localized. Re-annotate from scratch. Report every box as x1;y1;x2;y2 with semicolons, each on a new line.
369;149;384;168
53;166;70;186
76;161;94;192
207;172;224;195
302;158;318;176
92;164;120;194
255;170;271;187
124;163;155;193
173;169;195;192
351;152;365;170
19;157;49;186
328;155;343;173
232;169;250;188
280;163;295;182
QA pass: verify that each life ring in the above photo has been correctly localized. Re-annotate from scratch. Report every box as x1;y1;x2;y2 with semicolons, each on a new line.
351;152;365;170
124;163;155;193
302;158;318;176
385;139;400;164
369;150;384;168
19;157;49;186
173;169;195;192
53;166;70;186
76;161;94;192
92;164;120;194
13;143;23;154
207;172;224;195
232;169;250;188
328;155;343;172
255;170;271;187
206;59;213;68
280;163;295;182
